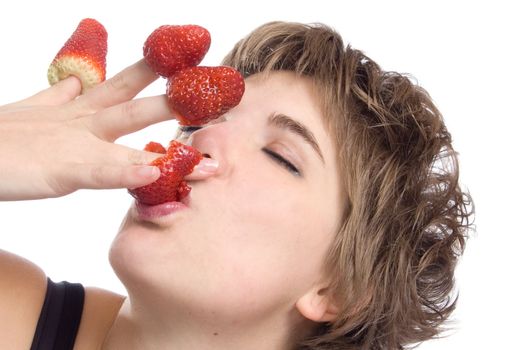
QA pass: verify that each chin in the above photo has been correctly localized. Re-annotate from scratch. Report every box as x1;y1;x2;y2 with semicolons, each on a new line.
109;211;165;295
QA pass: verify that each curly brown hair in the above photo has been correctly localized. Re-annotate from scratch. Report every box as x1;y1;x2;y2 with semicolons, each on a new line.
221;21;475;349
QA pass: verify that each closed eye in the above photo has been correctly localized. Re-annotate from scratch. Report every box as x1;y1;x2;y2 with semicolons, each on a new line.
262;148;301;177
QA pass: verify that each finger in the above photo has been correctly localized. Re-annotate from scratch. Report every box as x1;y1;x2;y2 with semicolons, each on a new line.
99;142;164;167
88;95;179;142
65;163;161;190
107;143;220;180
74;59;158;113
184;158;220;181
6;76;82;108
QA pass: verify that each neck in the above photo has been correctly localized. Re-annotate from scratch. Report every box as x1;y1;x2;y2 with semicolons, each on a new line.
101;295;312;350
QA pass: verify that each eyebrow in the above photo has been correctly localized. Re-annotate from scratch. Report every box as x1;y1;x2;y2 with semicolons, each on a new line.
268;113;325;165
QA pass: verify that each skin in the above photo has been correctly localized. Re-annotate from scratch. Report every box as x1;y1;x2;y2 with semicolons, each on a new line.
0;60;217;349
105;71;345;349
0;65;344;349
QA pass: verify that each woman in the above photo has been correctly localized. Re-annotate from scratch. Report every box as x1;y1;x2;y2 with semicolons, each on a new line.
0;22;473;349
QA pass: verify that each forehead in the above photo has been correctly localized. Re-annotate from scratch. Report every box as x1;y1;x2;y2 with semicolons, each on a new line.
244;71;321;113
242;71;331;144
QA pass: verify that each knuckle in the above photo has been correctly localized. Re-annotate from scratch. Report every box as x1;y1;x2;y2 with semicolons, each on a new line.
128;150;148;165
106;71;128;92
121;99;141;119
90;166;107;187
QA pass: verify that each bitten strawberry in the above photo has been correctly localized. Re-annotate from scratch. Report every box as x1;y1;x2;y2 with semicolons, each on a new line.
128;140;202;205
48;18;108;93
166;66;245;126
143;25;211;78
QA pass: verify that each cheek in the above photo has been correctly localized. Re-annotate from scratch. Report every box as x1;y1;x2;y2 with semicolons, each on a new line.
201;176;334;300
109;166;340;321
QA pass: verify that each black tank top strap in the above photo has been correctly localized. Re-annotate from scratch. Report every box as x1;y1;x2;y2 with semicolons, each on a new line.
30;278;85;350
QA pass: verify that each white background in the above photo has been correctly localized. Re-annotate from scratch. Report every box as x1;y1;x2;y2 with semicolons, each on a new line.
0;1;524;348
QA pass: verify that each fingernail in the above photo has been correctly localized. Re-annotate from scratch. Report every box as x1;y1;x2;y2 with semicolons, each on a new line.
194;158;219;173
136;165;160;178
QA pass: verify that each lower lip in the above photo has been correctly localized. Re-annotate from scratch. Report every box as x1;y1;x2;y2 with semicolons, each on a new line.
134;200;188;221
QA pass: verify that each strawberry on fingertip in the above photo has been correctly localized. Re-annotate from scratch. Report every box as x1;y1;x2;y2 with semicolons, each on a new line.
48;18;107;93
143;25;211;78
167;66;245;126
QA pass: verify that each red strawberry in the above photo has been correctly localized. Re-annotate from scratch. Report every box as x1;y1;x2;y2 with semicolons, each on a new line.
128;140;202;205
166;66;245;126
143;25;211;78
48;18;107;93
144;141;167;154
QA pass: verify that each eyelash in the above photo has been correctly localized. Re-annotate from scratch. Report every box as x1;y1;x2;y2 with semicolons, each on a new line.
262;148;301;177
179;126;203;135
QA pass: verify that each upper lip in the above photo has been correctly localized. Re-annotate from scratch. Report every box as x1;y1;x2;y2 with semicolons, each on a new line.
180;193;192;207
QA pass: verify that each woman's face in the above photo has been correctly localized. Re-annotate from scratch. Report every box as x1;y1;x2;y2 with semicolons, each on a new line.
110;71;345;324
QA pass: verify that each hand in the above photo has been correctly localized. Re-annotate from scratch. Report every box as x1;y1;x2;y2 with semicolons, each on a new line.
0;59;174;201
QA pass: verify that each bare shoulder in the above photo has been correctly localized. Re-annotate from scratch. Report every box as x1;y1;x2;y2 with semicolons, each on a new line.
0;249;47;349
74;286;125;350
0;250;126;349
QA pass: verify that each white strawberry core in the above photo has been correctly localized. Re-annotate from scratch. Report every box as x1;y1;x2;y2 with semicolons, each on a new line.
47;56;103;93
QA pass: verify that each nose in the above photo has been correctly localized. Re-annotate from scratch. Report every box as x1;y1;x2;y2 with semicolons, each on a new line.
182;122;231;181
